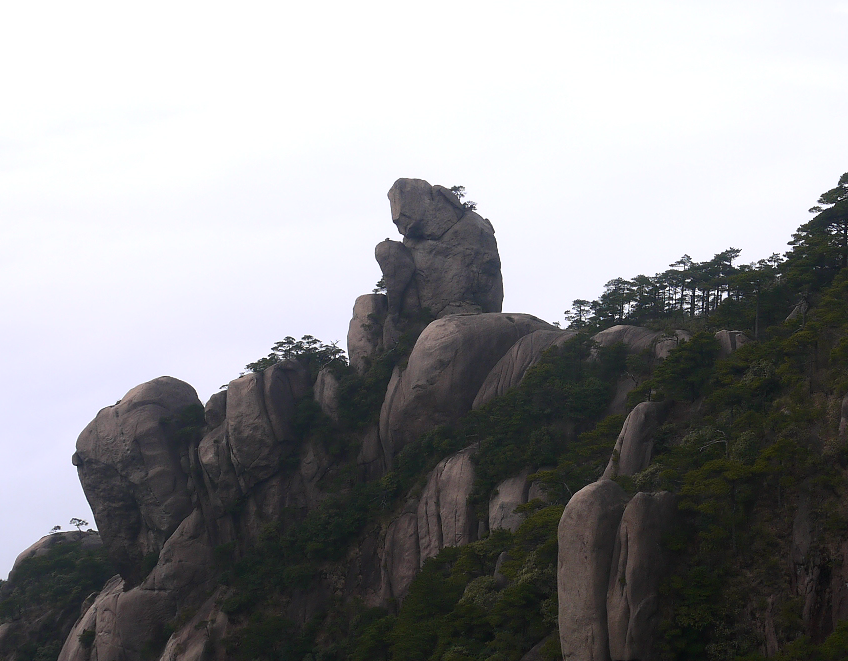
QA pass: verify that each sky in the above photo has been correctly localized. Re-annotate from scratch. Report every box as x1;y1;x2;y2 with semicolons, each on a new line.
1;1;847;578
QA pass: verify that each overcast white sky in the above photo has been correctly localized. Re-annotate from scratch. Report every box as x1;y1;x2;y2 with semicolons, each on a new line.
2;1;847;578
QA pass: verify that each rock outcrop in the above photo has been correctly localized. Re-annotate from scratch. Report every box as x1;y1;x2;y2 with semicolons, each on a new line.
473;329;577;409
592;325;690;360
602;402;669;479
379;313;553;464
715;329;751;359
9;530;101;578
378;178;503;319
347;293;387;373
59;509;216;661
72;377;202;582
558;480;628;661
417;446;477;565
489;469;531;533
607;491;677;661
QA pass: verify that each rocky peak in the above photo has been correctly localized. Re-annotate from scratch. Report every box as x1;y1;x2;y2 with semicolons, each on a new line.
377;178;503;320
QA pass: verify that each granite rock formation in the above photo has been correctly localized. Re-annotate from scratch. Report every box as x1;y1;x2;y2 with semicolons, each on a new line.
377;178;504;320
72;376;202;583
602;401;669;479
379;313;553;465
558;480;629;661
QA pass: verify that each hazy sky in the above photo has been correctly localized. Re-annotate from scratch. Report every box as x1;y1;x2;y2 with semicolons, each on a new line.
2;1;847;578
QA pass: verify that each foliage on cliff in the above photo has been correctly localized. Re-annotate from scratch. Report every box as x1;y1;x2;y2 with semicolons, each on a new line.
0;536;115;661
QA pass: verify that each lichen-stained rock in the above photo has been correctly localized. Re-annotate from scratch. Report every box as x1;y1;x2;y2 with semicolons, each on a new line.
73;377;202;582
379;313;553;463
225;360;310;491
347;293;388;373
473;329;577;409
380;501;421;604
418;447;477;565
382;178;504;318
602;402;669;479
607;491;677;661
715;329;751;359
558;479;628;661
489;469;531;533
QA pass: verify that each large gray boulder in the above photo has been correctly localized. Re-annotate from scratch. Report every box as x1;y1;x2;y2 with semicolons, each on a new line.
602;402;668;479
489;469;531;533
347;294;388;373
380;178;504;318
473;329;577;409
375;241;418;316
379;313;553;463
558;480;628;661
417;446;477;565
222;360;310;491
73;376;201;582
715;329;751;359
607;492;677;661
592;325;690;360
380;501;421;604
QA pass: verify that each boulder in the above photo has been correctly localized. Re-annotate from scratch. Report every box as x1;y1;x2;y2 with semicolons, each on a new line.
380;179;504;318
347;294;388;373
224;360;310;491
357;426;386;482
375;241;417;315
489;469;531;533
558;480;628;661
715;329;751;359
473;329;577;409
73;376;201;581
313;367;340;422
607;491;677;661
592;325;690;360
602;402;668;479
388;178;465;240
379;313;553;463
380;501;421;604
58;510;216;661
417;446;477;565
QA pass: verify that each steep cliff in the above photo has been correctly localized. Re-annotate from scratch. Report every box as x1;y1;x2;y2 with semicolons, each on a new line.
8;175;848;661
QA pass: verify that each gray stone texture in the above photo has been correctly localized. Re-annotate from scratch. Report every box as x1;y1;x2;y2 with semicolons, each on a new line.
417;446;477;565
379;313;553;464
73;376;201;581
558;479;628;661
381;178;503;318
347;293;388;373
473;329;577;409
607;491;677;661
602;402;668;479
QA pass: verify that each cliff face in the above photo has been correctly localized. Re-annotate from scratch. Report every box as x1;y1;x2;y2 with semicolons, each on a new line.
54;178;555;661
8;177;848;661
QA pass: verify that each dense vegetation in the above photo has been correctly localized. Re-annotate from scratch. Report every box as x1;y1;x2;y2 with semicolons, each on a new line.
0;535;115;661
